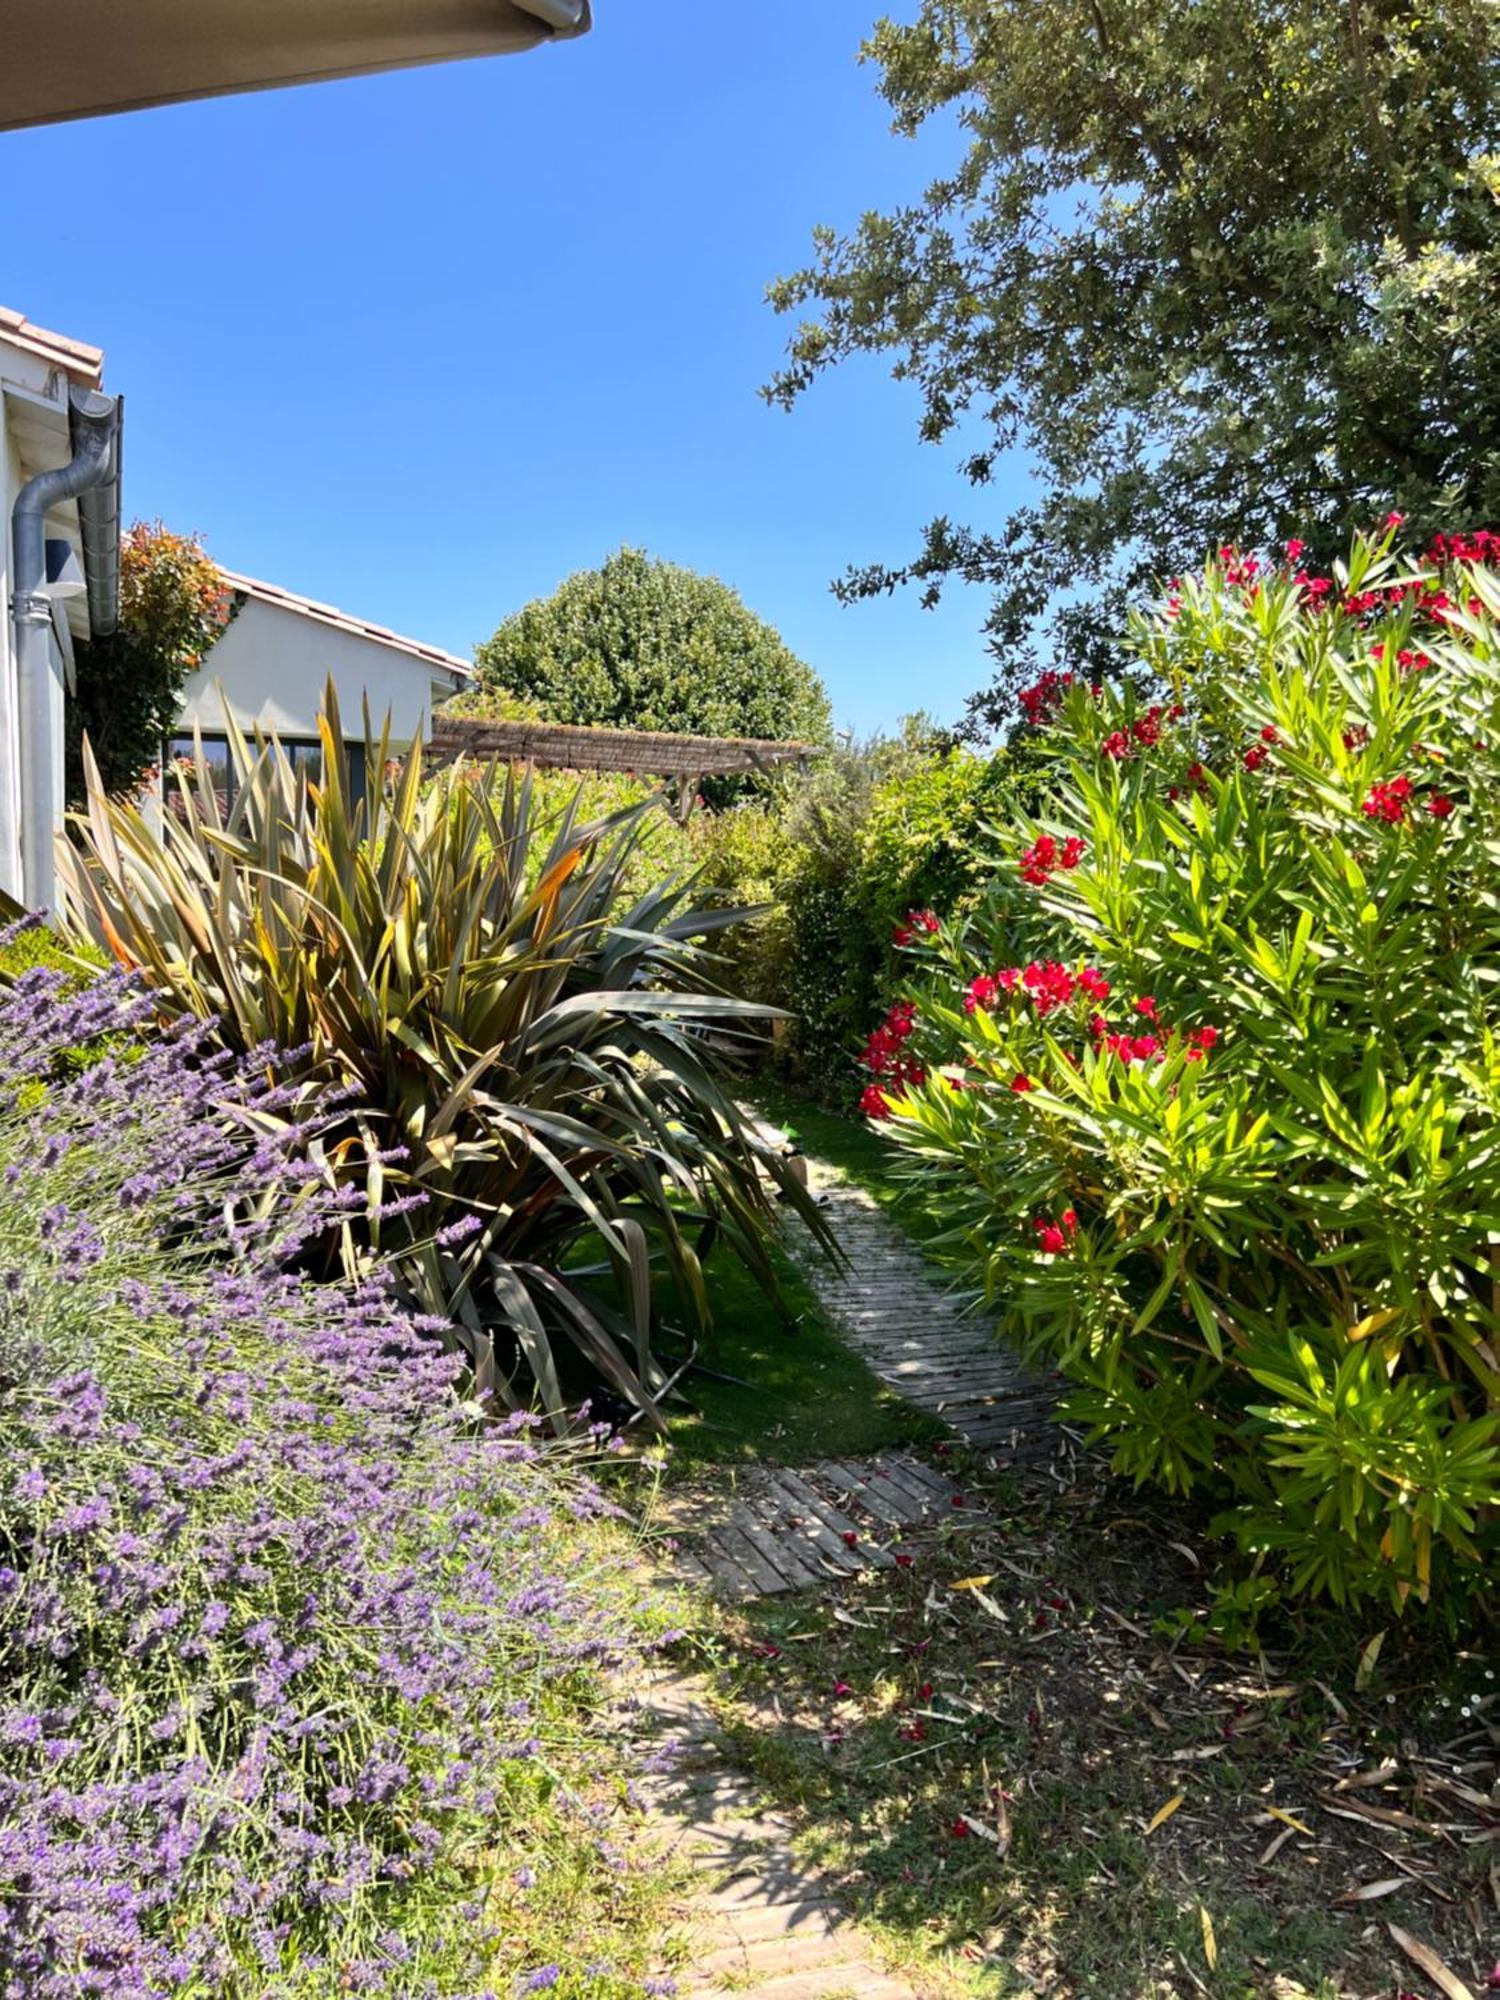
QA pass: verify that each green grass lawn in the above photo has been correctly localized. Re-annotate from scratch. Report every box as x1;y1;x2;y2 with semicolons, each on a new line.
753;1079;953;1250
659;1238;941;1469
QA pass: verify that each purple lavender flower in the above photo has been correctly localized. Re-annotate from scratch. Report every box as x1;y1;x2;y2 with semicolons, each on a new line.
0;960;662;1997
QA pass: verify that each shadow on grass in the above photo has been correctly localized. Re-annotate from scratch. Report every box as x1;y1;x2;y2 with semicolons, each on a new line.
688;1449;1496;2000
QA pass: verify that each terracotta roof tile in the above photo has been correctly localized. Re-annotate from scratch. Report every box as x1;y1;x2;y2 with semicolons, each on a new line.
0;307;104;387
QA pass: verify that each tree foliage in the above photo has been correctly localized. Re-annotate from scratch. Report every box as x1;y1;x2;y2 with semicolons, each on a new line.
67;521;230;802
474;547;832;756
766;0;1500;730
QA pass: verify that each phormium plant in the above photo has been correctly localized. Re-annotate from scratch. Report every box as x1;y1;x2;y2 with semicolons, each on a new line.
58;693;832;1428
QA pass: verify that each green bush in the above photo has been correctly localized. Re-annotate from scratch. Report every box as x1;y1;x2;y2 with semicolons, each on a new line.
692;722;1029;1098
58;691;830;1429
474;547;832;798
867;531;1500;1626
67;520;231;804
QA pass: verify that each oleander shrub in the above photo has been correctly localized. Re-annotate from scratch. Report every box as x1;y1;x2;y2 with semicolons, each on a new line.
0;941;676;1997
58;696;829;1430
865;529;1500;1626
66;522;231;805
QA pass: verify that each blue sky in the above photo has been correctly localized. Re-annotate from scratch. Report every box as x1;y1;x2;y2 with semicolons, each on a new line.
1;1;1032;736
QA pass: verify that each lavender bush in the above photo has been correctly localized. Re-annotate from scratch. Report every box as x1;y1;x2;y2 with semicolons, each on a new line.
0;934;678;1997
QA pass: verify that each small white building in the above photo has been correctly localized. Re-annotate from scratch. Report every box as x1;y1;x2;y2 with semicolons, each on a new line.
173;571;472;808
1;304;473;905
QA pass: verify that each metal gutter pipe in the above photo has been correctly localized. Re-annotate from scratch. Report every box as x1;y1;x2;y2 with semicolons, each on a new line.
75;393;122;638
8;386;119;912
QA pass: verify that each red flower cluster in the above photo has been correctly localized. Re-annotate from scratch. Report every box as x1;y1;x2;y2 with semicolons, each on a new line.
892;908;940;947
1429;794;1455;818
1362;776;1412;824
1427;528;1500;566
1034;1209;1079;1255
1101;703;1181;761
1023;960;1083;1015
1017;669;1077;726
1371;641;1433;673
1217;546;1263;590
1184;1025;1219;1063
860;1000;926;1117
1020;832;1087;886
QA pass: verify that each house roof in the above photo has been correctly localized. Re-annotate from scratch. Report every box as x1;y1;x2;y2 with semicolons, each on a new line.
0;0;589;131
0;308;104;390
222;570;474;681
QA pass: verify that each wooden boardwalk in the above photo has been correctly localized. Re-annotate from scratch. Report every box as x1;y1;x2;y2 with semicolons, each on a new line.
634;1671;919;2000
658;1448;972;1602
661;1132;1065;1603
635;1126;1068;1993
791;1155;1057;1458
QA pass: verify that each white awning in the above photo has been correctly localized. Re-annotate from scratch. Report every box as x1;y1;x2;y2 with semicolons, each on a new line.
0;0;590;131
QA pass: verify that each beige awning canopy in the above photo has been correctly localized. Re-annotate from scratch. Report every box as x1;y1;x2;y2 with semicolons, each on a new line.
0;0;590;132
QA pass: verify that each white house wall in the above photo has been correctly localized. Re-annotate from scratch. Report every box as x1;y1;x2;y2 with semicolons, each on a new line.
177;597;459;750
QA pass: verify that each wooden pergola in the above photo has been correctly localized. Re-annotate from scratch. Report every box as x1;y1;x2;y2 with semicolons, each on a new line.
427;715;819;818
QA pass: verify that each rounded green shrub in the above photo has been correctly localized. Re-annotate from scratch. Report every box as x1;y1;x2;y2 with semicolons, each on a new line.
474;547;832;766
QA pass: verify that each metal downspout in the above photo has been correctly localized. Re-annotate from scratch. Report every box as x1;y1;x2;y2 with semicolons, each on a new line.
7;386;119;912
75;392;122;639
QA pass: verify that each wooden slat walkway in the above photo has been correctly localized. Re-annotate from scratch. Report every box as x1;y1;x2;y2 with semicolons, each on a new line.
633;1671;919;1999
788;1152;1059;1459
657;1449;970;1602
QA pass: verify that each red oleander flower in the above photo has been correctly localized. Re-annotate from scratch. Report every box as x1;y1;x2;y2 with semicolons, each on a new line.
1021;960;1076;1014
893;908;941;945
1428;794;1455;818
919;1682;934;1699
1017;670;1076;726
965;974;1000;1015
1259;725;1279;744
1101;730;1131;761
1078;967;1110;1002
1362;776;1413;823
1134;995;1158;1020
860;1084;891;1120
950;1818;971;1838
1060;835;1087;869
833;1678;852;1696
1243;744;1270;772
1034;1215;1071;1254
1284;537;1305;563
1010;1073;1035;1093
842;1531;858;1547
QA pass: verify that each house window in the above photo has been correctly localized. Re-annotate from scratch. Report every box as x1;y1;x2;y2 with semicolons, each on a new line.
163;734;366;817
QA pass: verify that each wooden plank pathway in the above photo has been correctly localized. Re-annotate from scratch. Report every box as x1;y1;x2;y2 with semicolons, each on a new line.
632;1123;1069;1992
632;1670;919;2000
788;1152;1059;1459
660;1127;1067;1603
658;1448;972;1602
